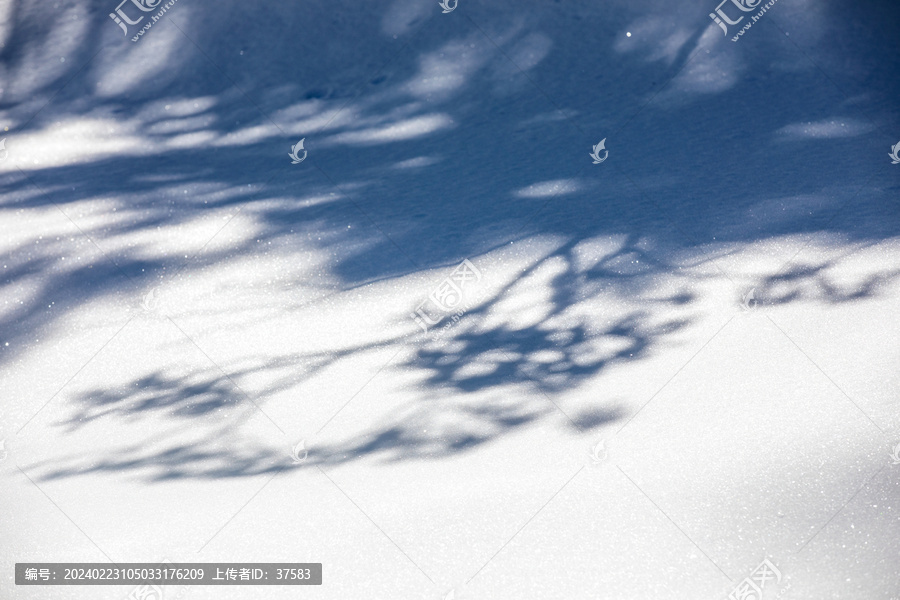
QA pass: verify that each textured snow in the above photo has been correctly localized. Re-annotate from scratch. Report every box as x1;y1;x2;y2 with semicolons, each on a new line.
1;0;899;599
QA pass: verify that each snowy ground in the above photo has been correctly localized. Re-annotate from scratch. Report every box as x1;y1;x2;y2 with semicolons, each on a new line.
1;0;899;598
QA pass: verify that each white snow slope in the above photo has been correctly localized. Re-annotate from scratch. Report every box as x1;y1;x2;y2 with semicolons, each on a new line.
1;0;899;598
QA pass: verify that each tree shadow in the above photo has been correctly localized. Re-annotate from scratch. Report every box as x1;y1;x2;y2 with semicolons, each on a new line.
3;0;900;481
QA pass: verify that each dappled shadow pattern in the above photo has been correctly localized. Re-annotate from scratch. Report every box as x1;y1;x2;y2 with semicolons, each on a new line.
3;0;900;481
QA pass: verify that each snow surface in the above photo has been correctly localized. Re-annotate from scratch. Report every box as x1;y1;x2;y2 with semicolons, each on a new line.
1;0;899;598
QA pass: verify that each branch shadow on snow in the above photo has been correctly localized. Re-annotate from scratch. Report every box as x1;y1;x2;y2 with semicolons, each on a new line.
4;0;900;481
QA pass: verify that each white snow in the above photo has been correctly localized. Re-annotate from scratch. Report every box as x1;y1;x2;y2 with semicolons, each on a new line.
1;0;899;599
